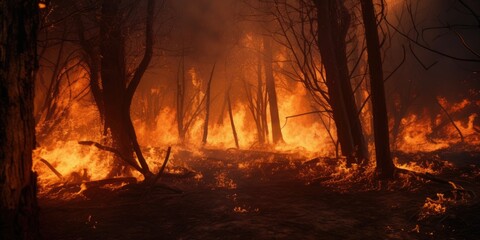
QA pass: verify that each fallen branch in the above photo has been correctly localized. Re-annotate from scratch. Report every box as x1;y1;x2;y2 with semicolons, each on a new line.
436;101;464;142
281;110;329;129
78;140;143;173
83;177;137;188
39;158;64;181
396;167;476;198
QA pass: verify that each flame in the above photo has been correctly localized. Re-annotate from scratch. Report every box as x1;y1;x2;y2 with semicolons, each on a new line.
276;82;335;157
214;172;237;189
32;28;479;201
396;97;480;153
418;193;449;220
33;141;113;196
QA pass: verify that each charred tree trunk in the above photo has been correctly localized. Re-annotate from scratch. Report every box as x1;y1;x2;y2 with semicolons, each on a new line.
315;0;355;164
99;0;154;178
256;53;267;144
334;3;369;165
176;53;186;142
0;0;40;239
202;63;216;145
313;0;369;166
227;92;239;149
360;0;395;178
100;0;133;177
263;36;284;144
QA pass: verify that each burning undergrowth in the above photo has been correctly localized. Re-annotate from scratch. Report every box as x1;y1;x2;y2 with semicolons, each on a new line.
31;61;480;238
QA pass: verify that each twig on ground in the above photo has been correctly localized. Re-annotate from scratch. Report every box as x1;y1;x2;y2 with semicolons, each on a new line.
78;140;143;173
39;158;64;181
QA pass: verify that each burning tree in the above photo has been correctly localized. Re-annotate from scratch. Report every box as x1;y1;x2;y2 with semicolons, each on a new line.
18;0;480;238
271;0;401;177
37;0;161;179
271;0;370;166
95;0;155;178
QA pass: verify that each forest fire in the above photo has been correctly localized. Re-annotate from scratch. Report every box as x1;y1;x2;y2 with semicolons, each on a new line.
2;0;480;239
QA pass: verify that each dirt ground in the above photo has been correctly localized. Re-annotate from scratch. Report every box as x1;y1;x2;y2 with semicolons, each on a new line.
39;149;480;240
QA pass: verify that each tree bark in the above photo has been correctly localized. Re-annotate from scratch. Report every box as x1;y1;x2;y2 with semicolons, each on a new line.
360;0;395;178
0;0;40;239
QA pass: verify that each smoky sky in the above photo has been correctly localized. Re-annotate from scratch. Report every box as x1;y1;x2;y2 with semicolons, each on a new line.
168;0;245;61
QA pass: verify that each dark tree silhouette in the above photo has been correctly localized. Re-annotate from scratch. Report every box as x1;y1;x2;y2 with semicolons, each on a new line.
263;35;285;144
360;0;395;178
98;0;155;178
0;0;40;239
273;0;368;164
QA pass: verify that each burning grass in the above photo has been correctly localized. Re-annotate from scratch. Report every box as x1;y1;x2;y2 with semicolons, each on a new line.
32;70;480;238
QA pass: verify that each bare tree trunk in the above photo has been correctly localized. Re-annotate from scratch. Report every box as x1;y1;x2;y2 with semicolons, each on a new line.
337;3;369;165
100;0;154;178
227;93;240;149
263;36;284;144
0;0;40;239
360;0;395;178
176;53;186;142
315;0;355;164
256;53;267;144
202;62;216;145
100;0;133;177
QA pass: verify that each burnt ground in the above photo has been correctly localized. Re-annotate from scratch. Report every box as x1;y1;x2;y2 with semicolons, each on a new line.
39;148;480;240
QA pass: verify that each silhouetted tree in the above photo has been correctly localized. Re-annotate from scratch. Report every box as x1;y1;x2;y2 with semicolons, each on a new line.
263;35;285;144
98;0;155;177
360;0;395;178
273;0;368;165
0;0;40;239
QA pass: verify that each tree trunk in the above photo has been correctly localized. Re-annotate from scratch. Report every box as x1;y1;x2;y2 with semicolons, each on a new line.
256;53;267;144
202;63;216;145
99;0;154;178
263;36;284;144
0;0;40;239
227;93;239;149
360;0;395;178
176;54;186;142
100;0;133;177
315;0;355;164
335;1;369;165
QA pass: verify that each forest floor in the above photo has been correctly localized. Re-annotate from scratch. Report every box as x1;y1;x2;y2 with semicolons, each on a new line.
39;147;480;240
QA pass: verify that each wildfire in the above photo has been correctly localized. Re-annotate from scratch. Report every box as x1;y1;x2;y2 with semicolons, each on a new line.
395;97;480;153
32;28;479;201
